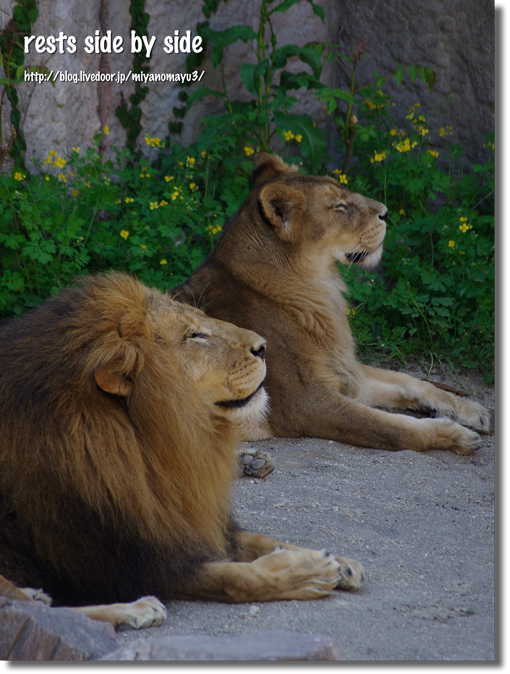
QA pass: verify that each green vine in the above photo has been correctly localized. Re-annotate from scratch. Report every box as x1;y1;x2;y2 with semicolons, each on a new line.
0;0;38;169
115;0;151;153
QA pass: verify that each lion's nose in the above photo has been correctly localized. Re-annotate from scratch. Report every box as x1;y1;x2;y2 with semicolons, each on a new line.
250;342;266;360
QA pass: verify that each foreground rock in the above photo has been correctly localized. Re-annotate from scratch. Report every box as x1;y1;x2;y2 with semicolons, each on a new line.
0;598;340;661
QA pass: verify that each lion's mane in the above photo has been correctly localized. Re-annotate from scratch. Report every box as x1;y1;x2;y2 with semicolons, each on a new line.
0;274;238;605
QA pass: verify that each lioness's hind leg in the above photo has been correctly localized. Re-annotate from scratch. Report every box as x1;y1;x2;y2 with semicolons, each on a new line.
362;365;492;433
75;596;167;631
238;448;275;478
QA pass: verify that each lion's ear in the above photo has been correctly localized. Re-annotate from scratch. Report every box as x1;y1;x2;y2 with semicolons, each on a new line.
94;365;133;397
259;182;306;243
252;153;298;187
93;311;149;397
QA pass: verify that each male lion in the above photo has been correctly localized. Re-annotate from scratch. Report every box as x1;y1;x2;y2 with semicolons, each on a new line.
0;273;363;631
171;153;491;455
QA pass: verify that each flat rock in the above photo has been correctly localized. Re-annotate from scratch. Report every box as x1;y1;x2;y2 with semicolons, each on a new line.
101;630;340;661
0;597;117;661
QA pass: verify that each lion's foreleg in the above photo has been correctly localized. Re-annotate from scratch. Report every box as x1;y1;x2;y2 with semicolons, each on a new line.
361;364;492;433
74;596;167;631
175;531;363;602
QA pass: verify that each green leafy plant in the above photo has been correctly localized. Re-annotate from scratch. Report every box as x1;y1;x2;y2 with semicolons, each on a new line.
336;95;494;379
0;131;251;316
183;0;327;173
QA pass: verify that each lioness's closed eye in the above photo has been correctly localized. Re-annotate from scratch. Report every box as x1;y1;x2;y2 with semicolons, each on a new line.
0;273;363;631
171;153;491;455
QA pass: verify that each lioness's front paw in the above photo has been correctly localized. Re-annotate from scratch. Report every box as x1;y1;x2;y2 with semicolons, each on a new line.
116;596;167;631
238;448;274;478
431;419;482;455
431;398;492;434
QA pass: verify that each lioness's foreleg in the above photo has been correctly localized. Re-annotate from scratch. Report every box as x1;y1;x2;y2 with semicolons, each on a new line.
361;365;492;433
294;386;481;454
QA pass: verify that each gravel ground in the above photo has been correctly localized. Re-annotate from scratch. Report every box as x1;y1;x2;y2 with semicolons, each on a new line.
115;367;495;661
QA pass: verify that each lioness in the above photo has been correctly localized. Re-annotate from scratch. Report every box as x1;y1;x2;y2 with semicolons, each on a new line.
171;154;491;454
0;273;363;630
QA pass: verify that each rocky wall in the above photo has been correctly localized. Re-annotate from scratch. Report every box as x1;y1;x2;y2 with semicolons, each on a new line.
0;0;495;169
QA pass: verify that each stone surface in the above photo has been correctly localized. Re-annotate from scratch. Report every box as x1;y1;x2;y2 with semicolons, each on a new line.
102;631;340;660
0;0;495;168
0;597;116;661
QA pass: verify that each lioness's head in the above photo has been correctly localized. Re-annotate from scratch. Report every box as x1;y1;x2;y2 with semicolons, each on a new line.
93;277;267;422
250;153;387;269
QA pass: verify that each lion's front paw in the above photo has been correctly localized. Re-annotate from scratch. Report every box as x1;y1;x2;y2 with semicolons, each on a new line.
238;448;274;478
255;548;357;600
116;596;167;631
19;587;52;605
334;556;365;591
431;419;482;455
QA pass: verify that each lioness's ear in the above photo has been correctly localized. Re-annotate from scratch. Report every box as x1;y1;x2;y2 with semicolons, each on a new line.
259;182;306;243
95;365;133;397
252;153;298;187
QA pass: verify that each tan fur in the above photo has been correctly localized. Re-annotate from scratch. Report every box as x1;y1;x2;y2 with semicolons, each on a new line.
0;273;363;631
171;153;491;454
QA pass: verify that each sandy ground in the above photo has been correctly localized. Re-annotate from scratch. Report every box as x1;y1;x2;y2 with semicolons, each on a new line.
115;366;495;661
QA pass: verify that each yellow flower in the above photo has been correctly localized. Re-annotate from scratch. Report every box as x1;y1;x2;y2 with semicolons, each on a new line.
140;244;147;249
417;126;429;136
104;126;110;135
160;199;168;206
459;222;472;233
177;161;184;167
58;174;67;183
69;171;74;177
149;201;159;210
428;150;439;158
295;134;302;143
448;240;455;248
189;183;196;190
337;173;348;184
55;156;66;168
211;226;222;235
120;230;129;239
164;175;173;182
366;99;377;110
460;217;468;222
73;147;80;153
244;146;255;156
45;175;50;181
201;150;206;158
73;189;79;196
125;197;134;203
414;102;420;107
439;128;445;137
160;259;167;265
399;209;405;215
186;156;195;167
144;135;161;147
14;172;24;181
370;151;387;163
48;150;57;156
284;130;295;141
390;128;398;136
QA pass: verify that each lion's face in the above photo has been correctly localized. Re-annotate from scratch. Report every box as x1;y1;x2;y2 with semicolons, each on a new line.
149;294;267;414
257;165;387;270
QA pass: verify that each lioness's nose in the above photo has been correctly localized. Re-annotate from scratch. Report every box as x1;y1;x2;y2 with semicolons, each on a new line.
250;342;266;359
